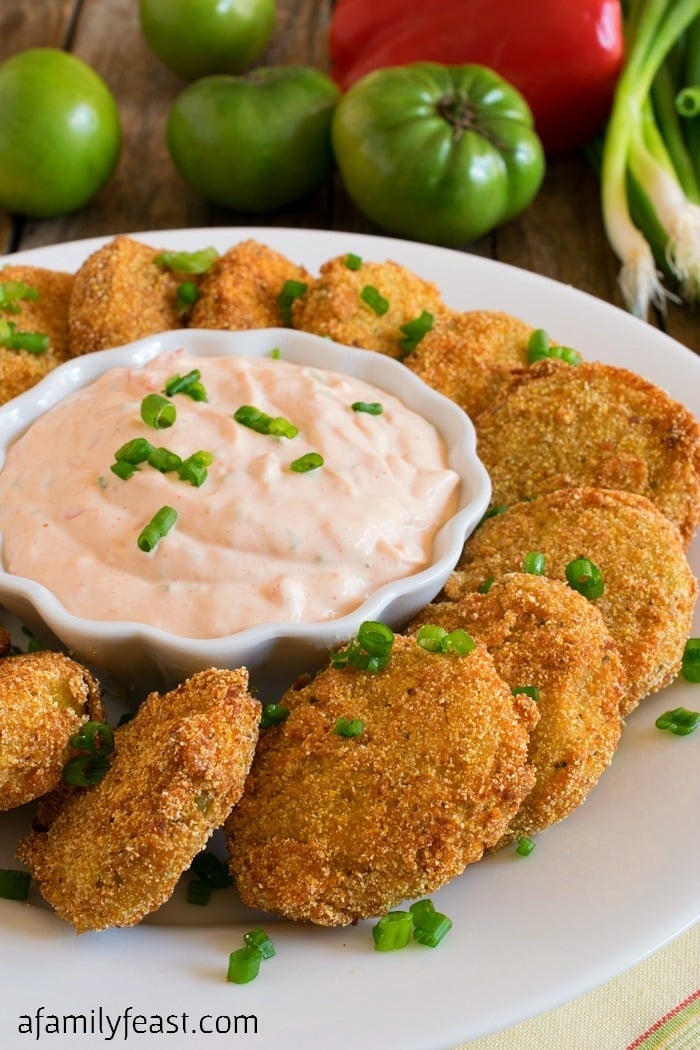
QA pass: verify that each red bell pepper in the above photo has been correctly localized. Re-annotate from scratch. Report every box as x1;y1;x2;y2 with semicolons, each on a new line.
329;0;625;155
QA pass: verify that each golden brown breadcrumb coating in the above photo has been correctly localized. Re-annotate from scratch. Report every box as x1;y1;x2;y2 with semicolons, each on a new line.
475;358;700;547
17;668;259;933
189;239;311;330
68;235;186;354
291;254;446;358
409;573;625;844
226;634;538;926
445;488;697;714
0;650;104;811
403;309;538;418
0;264;74;404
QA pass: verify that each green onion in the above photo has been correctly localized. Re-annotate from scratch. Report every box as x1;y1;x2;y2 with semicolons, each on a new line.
477;577;495;594
412;909;453;948
177;450;214;487
233;404;298;439
176;280;200;314
351;401;383;415
114;437;154;464
655;706;700;734
164;369;208;402
676;85;700;116
290;452;323;473
191;851;233;889
415;624;476;655
148;446;182;473
260;703;290;729
511;686;540;702
62;753;111;787
372;911;413;951
227;947;262;984
0;280;40;313
154;247;218;273
110;460;138;480
331;620;395;673
409;899;435;925
278;279;308;325
681;638;700;682
516;836;536;856
137;505;178;553
269;347;281;359
565;557;605;599
0;869;31;901
527;329;582;366
344;252;363;270
398;310;434;354
0;319;49;353
21;625;44;652
476;505;509;529
69;720;114;755
244;929;276;959
141;393;176;429
360;284;390;315
523;551;546;575
186;879;212;906
334;717;364;738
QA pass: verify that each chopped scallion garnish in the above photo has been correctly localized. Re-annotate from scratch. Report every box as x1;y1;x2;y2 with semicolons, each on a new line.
141;393;176;429
398;310;434;355
233;404;298;438
416;624;476;656
290;452;323;473
191;850;233;889
511;686;540;702
372;911;413;951
655;706;700;735
62;753;111;787
148;446;182;473
516;836;536;856
360;284;390;315
412;909;453;948
227;947;262;984
344;252;362;270
137;505;178;553
186;879;212;906
334;717;364;738
110;460;138;481
244;929;276;959
114;437;155;465
164;369;208;401
0;319;48;353
477;577;495;594
69;720;115;756
565;557;605;599
523;551;546;575
351;401;383;415
278;279;308;325
176;280;200;314
0;869;31;901
331;621;394;673
260;703;290;729
476;505;509;529
681;638;700;682
0;281;40;313
177;450;214;487
154;247;218;273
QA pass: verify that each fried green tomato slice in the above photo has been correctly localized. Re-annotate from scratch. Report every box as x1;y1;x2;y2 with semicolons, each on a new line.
189;239;311;330
474;358;700;547
226;634;538;926
410;573;625;845
0;650;104;811
16;668;259;932
445;488;697;714
290;254;446;358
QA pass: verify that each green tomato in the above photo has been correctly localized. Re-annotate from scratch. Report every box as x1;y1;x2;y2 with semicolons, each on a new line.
139;0;276;81
166;66;340;212
332;62;546;247
0;48;121;219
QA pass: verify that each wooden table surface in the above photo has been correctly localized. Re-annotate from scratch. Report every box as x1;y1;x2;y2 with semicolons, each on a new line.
1;0;698;354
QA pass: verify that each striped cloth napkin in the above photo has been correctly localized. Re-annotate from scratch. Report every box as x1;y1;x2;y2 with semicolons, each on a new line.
457;921;699;1050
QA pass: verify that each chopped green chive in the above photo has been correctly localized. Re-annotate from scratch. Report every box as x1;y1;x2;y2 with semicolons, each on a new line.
186;879;212;906
114;437;155;465
176;280;200;314
398;310;434;355
372;911;413;951
62;753;111;787
227;947;262;984
523;551;546;575
0;869;31;901
681;638;700;683
233;404;298;439
111;460;138;480
477;577;495;594
164;369;208;401
334;717;364;738
511;686;540;702
0;281;40;313
148;446;182;473
409;899;435;925
260;703;290;729
351;401;383;415
565;557;604;599
476;505;509;529
244;929;276;959
0;319;49;353
412;909;453;948
290;452;324;473
177;450;214;487
655;706;700;735
344;252;362;270
415;624;475;655
154;247;218;273
527;328;581;365
141;393;176;429
278;279;308;325
331;620;394;673
516;836;536;856
137;505;178;553
191;850;233;889
360;284;390;315
269;347;281;359
69;720;115;756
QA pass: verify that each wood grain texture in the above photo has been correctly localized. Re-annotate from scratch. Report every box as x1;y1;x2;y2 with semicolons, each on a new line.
0;0;697;353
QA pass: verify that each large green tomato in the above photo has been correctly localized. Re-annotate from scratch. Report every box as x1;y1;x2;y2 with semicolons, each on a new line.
139;0;276;81
0;49;121;219
332;62;546;247
167;66;340;212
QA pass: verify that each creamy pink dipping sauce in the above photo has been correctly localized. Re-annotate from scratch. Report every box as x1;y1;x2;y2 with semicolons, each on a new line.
0;349;459;638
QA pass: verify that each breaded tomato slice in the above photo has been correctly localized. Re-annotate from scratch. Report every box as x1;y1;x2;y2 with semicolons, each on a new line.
410;573;625;844
475;358;700;547
17;668;259;932
0;264;74;404
445;488;697;714
0;650;104;811
226;633;537;926
291;254;445;358
189;239;311;330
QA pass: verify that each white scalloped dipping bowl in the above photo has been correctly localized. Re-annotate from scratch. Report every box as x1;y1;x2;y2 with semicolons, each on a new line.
0;328;490;700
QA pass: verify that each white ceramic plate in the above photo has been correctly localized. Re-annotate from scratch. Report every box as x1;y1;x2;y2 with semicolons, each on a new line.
0;228;698;1050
